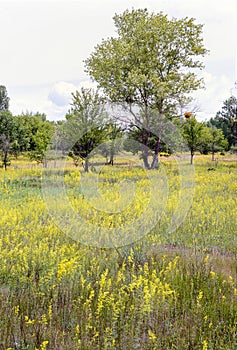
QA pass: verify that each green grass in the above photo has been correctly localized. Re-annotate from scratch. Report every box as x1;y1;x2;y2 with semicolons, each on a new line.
0;155;236;349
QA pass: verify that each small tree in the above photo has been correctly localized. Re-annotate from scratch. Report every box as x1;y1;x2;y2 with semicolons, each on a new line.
203;127;228;161
17;112;54;165
65;88;108;172
102;122;124;165
181;115;204;164
29;127;53;165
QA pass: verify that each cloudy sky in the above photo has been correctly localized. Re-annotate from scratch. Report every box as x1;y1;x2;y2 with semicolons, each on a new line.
0;0;236;121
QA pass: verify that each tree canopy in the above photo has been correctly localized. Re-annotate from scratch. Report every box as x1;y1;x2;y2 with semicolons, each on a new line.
181;115;205;164
64;88;108;171
85;9;207;109
85;8;208;168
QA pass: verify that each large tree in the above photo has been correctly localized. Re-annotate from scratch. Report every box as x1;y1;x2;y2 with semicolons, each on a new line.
85;8;208;168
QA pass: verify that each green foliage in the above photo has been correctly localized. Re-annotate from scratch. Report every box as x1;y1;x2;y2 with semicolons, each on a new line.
0;159;237;348
209;96;237;149
0;85;10;111
181;116;205;164
0;111;16;168
99;122;124;164
17;112;54;164
123;126;173;156
85;9;208;168
85;9;207;108
200;127;228;159
65;88;109;171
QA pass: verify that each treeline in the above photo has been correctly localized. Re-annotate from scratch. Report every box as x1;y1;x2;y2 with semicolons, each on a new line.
0;86;54;168
0;84;236;170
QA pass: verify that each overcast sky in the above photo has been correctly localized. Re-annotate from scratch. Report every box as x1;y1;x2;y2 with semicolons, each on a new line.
0;0;236;121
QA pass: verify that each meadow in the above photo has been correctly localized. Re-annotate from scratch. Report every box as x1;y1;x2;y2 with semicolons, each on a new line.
0;155;236;349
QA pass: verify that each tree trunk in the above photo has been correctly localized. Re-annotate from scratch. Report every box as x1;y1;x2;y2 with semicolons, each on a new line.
108;154;114;165
84;158;89;172
151;138;160;169
43;156;47;168
141;128;151;169
108;141;115;165
141;149;150;169
3;151;8;170
211;145;215;161
190;150;194;165
234;122;237;151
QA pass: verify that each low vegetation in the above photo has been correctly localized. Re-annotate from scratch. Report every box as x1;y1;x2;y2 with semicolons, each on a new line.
0;155;236;349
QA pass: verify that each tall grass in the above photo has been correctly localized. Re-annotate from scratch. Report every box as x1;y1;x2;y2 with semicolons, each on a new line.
0;155;236;349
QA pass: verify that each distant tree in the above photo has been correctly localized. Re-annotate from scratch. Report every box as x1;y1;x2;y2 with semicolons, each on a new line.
0;111;16;169
11;116;31;158
181;115;205;164
85;8;208;168
18;112;54;164
0;85;10;111
209;96;237;149
29;119;53;165
65;88;108;172
100;122;124;165
202;126;228;160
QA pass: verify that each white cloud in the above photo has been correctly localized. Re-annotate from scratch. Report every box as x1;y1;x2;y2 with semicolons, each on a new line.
48;82;77;107
193;72;234;120
1;0;236;120
48;80;97;106
9;79;98;121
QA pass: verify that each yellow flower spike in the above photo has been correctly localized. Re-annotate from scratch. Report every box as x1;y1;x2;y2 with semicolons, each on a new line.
148;329;157;342
210;271;216;278
40;314;48;325
202;339;208;350
75;324;79;334
14;305;20;315
48;303;52;320
37;340;49;350
196;290;203;307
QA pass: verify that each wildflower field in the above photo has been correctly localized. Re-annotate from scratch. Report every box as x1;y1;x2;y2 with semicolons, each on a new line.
0;155;237;350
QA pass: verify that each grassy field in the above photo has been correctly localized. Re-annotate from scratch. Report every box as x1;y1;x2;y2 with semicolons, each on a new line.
0;155;236;349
